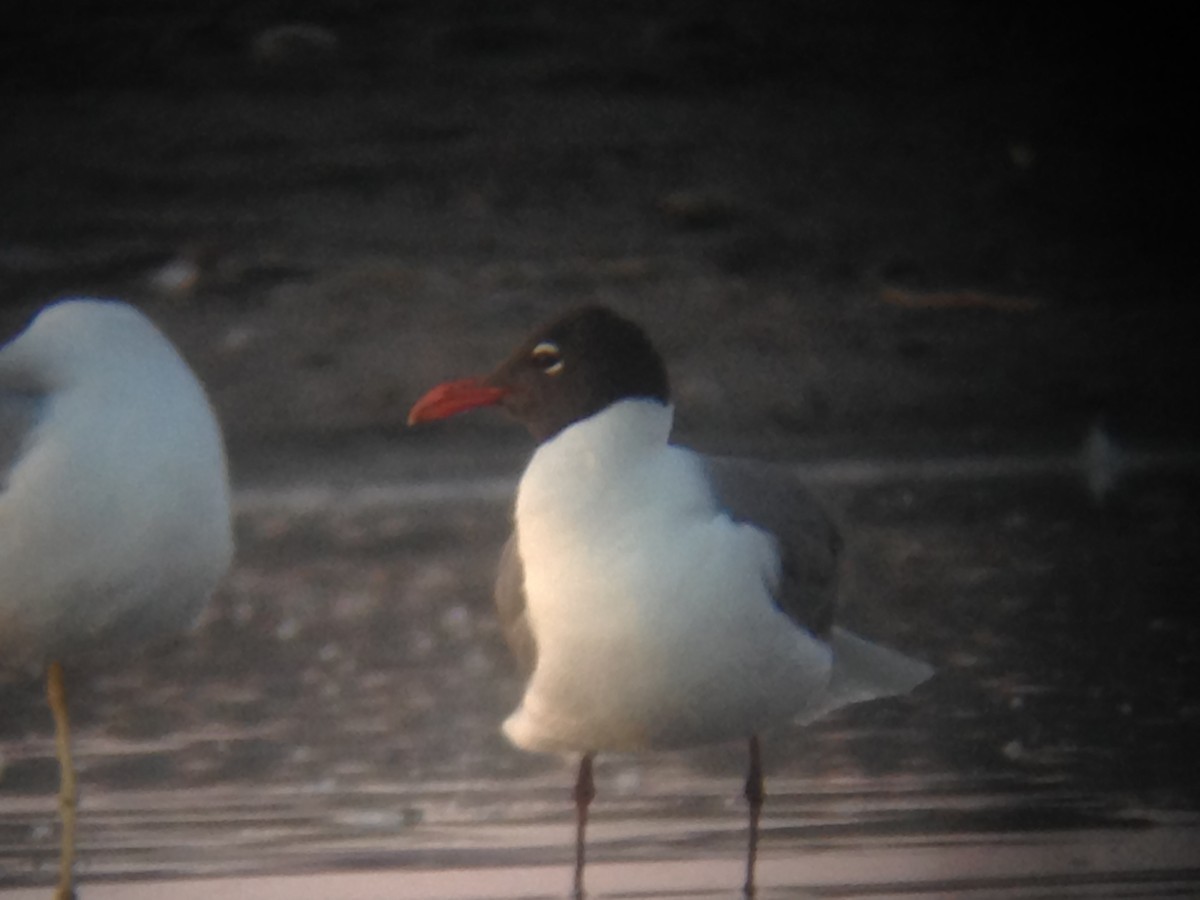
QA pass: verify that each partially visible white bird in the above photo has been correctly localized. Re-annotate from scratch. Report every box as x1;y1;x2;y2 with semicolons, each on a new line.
0;299;233;900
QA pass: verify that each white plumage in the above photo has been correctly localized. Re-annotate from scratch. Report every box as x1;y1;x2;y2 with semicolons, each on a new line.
0;299;232;670
0;298;232;900
507;400;838;752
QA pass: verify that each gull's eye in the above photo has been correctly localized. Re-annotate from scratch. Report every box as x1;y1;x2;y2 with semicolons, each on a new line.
531;341;564;375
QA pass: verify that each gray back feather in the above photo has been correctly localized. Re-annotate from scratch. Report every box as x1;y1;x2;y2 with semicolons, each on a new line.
702;455;841;638
0;383;46;492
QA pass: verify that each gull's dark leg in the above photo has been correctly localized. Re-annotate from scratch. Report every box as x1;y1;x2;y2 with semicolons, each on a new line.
47;661;77;900
743;734;764;898
573;752;596;899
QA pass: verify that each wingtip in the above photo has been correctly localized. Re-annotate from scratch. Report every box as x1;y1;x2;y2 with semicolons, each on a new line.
827;626;934;704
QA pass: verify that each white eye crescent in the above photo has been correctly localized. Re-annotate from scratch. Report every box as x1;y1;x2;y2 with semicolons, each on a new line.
531;341;564;375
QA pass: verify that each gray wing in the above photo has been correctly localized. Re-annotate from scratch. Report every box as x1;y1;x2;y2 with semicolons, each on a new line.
0;360;47;492
494;532;537;677
703;455;841;638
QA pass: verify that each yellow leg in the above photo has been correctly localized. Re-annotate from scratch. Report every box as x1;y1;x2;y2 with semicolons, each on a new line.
47;661;77;900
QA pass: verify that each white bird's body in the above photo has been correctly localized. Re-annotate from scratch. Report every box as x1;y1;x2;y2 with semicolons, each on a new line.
507;400;836;752
0;298;232;899
407;305;932;898
0;299;233;671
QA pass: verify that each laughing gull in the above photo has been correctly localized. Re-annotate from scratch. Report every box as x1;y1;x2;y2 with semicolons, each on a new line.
408;306;932;898
0;299;233;900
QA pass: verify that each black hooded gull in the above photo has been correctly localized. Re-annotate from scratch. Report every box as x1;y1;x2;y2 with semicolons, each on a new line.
408;305;931;898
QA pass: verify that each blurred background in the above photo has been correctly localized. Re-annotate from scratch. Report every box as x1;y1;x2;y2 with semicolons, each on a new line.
2;3;1197;897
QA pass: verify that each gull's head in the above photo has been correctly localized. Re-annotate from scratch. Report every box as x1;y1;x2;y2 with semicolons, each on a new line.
408;306;670;443
1;299;181;389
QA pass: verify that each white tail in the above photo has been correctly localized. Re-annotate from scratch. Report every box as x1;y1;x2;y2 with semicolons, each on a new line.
801;627;933;722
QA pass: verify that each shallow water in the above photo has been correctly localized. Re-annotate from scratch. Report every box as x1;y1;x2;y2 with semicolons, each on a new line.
2;442;1198;898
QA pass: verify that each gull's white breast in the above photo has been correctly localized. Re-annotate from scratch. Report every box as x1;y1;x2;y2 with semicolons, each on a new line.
503;400;832;753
